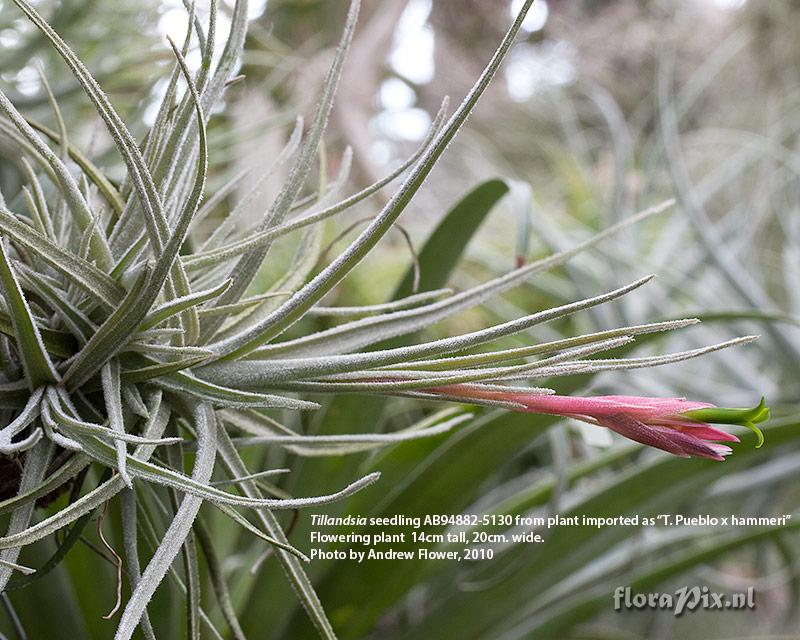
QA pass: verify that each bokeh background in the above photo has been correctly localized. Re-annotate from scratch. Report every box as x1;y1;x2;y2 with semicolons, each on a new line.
1;0;800;638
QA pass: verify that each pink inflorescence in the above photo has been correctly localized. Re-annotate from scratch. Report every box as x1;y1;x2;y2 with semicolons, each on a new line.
423;386;769;461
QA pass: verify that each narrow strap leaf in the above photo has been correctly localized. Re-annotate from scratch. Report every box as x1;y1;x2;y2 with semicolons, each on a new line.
0;208;124;309
199;0;361;342
246;202;673;360
44;391;181;446
18;262;96;343
208;0;538;359
0;89;113;269
193;516;248;640
12;0;167;258
0;238;58;387
70;428;380;511
63;265;153;389
0;454;91;517
103;37;210;352
121;354;213;385
202;277;654;385
0;396;171;549
0;308;74;359
113;403;215;640
101;360;132;487
185;103;447;271
140;280;230;332
215;425;339;639
120;490;157;640
0;386;43;453
26;117;125;217
158;370;320;411
0;438;54;591
13;0;201;339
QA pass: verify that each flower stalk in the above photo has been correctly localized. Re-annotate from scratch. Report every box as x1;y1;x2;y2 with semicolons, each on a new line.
422;386;770;462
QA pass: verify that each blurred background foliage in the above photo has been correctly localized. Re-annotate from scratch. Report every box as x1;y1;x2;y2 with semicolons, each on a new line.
2;0;800;638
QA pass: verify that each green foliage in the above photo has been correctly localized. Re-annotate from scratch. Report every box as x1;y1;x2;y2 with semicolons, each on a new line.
394;179;510;298
0;1;784;639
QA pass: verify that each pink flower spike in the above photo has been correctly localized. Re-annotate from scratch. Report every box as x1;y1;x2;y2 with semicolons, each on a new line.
598;415;731;461
421;385;752;461
669;424;740;443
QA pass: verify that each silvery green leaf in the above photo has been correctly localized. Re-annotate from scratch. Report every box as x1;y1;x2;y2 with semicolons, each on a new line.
63;265;153;389
120;490;156;640
122;355;213;385
27;118;124;218
0;208;124;309
0;396;171;549
12;0;167;259
198;116;304;254
247;204;672;360
158;370;320;411
226;410;474;457
199;0;361;342
114;403;216;640
139;280;231;332
0;239;58;387
207;1;566;360
193;517;247;640
308;288;453;317
391;319;699;371
214;424;339;639
0;89;113;268
524;335;759;379
263;337;633;394
200;277;654;385
0;386;43;454
0;438;53;590
213;503;310;562
18;263;95;343
74;429;380;510
45;387;181;447
186;99;449;272
0;454;90;517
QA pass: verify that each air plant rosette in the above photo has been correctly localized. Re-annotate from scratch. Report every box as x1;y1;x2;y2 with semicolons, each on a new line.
0;0;772;638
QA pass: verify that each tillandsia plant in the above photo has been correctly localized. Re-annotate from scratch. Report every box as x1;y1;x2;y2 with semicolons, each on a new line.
0;0;772;638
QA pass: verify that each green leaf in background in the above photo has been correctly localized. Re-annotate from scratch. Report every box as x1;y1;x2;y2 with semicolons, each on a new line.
394;178;509;298
391;417;800;640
